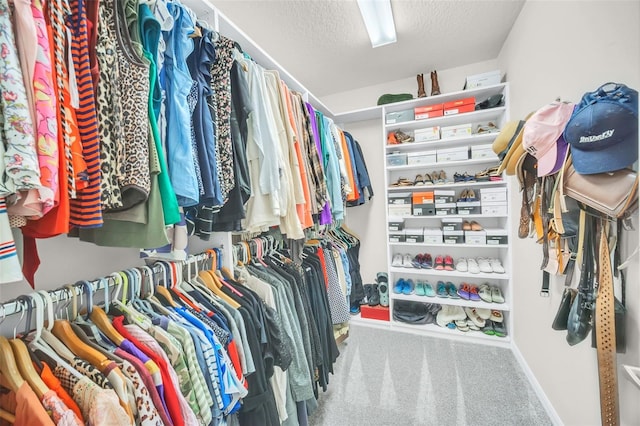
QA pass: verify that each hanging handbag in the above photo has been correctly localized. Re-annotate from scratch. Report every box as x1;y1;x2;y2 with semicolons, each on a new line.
566;215;595;346
552;287;577;331
563;162;639;219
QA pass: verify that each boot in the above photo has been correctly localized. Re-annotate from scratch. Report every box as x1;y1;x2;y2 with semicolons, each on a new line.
430;70;441;96
417;74;426;98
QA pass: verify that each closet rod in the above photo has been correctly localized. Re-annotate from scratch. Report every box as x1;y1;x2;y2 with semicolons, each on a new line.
0;249;221;319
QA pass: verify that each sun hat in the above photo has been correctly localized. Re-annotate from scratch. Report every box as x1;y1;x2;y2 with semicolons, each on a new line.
494;120;526;175
563;83;638;174
522;102;575;177
499;112;535;175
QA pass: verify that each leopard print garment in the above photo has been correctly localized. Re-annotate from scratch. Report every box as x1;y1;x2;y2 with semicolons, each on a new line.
114;0;151;209
95;1;124;210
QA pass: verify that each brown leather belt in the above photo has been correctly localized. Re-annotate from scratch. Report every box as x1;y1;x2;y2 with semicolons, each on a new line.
596;223;619;425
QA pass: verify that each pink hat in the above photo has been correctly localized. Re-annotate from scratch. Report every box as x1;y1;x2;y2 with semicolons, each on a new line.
522;102;575;176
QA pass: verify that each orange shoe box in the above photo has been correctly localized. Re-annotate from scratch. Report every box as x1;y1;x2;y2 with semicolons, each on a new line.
415;104;444;120
412;191;434;204
444;97;476;116
360;305;390;321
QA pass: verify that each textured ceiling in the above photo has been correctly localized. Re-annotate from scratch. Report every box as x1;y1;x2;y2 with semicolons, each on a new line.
207;0;525;97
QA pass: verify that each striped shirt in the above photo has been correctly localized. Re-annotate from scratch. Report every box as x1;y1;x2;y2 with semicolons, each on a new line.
0;198;23;283
68;0;103;228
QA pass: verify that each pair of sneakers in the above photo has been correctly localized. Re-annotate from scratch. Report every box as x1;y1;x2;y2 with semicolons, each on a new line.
393;278;415;295
391;253;413;268
456;257;505;274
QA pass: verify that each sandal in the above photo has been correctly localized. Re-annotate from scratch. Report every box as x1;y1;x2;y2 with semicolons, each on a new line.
387;132;399;145
491;286;505;303
391;177;413;187
423;173;434;185
414;174;425;186
478;283;492;303
438;170;447;184
395;130;414;144
475;94;504;111
476;122;499;134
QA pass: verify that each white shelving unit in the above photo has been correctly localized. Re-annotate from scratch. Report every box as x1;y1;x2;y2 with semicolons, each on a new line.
373;83;513;344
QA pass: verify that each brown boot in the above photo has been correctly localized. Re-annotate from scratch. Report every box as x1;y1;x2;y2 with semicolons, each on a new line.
417;74;426;98
430;70;441;96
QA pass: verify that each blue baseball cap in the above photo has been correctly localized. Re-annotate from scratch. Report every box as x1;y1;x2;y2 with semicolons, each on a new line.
564;85;638;174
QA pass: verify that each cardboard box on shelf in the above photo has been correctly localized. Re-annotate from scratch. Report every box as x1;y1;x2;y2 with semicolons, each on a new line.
414;127;441;143
485;228;508;245
465;230;487;245
464;70;501;90
360;305;390;321
471;144;496;159
441;217;463;231
437;146;469;162
480;187;507;202
424;228;444;244
387;153;407;166
443;230;464;244
414;104;444;120
407;150;437;165
385;109;414;124
441;123;472;139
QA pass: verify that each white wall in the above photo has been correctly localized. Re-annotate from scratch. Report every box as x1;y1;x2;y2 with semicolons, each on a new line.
497;1;640;425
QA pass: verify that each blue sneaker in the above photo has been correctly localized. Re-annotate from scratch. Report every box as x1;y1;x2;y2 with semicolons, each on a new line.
446;282;460;299
436;281;447;297
394;278;406;294
424;281;436;297
403;279;415;295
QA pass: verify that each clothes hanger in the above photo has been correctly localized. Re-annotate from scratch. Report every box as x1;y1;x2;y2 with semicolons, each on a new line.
89;274;126;345
28;292;83;379
198;252;241;308
7;296;50;399
153;261;180;308
0;305;25;393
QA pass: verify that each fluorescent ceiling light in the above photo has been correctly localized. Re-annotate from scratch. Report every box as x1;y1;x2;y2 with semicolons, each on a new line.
357;0;397;48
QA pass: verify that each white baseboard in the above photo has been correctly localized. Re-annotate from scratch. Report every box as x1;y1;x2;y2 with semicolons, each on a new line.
511;342;564;426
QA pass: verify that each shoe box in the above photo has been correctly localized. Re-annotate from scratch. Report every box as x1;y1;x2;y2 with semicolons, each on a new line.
440;123;472;139
360;304;390;321
414;127;440;143
437;146;469;162
464;70;501;90
465;230;487;245
389;193;411;205
434;189;455;204
471;143;496;159
480;187;507;202
441;217;463;231
405;227;424;243
443;230;464;244
485;228;508;245
443;97;475;116
389;230;406;243
456;201;481;215
481;201;508;216
407;150;437;165
414;104;444;120
388;217;404;231
412;191;435;216
424;227;444;243
386;152;407;166
389;204;411;217
435;203;457;216
385;109;414;124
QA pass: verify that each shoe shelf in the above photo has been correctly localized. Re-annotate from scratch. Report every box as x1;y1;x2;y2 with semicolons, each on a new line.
396;213;508;220
384;107;507;132
387;158;498;172
390;293;510;311
385;133;497;152
382;83;507;114
380;82;512;345
389;242;508;249
387;180;505;192
388;266;510;280
391;320;511;344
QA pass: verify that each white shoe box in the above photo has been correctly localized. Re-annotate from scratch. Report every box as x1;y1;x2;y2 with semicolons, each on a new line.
414;127;440;143
440;123;472;139
481;201;508;216
464;70;501;89
480;187;507;202
424;228;444;244
465;230;487;245
437;146;469;162
471;144;497;159
407;150;437;165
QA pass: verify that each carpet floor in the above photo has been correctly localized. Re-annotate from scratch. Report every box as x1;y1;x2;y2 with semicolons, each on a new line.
308;323;553;426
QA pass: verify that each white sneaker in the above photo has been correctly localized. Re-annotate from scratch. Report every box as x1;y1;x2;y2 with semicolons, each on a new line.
489;258;505;274
477;257;493;273
392;253;403;267
403;254;414;268
467;258;480;274
456;257;468;272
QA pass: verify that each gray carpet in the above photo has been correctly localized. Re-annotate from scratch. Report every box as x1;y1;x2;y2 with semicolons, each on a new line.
309;324;553;426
